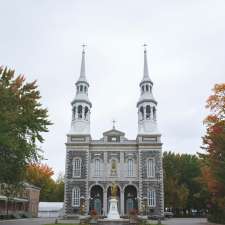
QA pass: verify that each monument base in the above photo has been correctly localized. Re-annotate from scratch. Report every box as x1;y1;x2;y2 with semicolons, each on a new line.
107;198;120;219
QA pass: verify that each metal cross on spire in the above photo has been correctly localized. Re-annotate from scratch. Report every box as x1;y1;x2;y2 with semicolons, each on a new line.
112;120;116;129
143;43;148;51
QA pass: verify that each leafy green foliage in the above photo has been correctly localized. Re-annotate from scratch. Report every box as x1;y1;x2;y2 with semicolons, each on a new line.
163;152;208;215
0;66;52;185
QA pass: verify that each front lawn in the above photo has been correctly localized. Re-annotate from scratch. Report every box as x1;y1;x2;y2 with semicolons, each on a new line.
44;224;163;225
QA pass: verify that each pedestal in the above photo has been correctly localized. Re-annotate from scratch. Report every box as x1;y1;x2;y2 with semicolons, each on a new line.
107;198;120;219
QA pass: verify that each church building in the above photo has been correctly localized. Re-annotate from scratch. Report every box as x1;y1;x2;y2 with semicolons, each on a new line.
64;46;164;218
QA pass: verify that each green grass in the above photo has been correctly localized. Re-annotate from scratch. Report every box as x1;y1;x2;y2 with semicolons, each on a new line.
43;224;164;225
44;224;80;225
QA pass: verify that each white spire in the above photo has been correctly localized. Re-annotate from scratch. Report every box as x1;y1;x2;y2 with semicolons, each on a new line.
78;44;87;83
141;44;152;84
143;48;149;79
137;44;158;135
70;44;92;135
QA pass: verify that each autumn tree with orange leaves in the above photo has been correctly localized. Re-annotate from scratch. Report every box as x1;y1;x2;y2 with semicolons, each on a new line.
199;83;225;224
26;163;54;201
25;163;64;201
0;67;52;188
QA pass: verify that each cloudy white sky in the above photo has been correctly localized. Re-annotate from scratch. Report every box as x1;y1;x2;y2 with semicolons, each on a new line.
0;0;225;178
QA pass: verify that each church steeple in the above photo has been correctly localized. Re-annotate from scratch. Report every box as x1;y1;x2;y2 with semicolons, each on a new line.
78;45;87;82
142;44;153;84
70;45;92;135
137;45;158;135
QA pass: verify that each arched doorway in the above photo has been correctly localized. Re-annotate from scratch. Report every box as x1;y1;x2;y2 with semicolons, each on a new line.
124;185;138;215
107;185;120;214
90;185;103;215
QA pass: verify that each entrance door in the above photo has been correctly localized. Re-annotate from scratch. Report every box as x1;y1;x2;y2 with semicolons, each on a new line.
126;198;134;214
94;198;101;215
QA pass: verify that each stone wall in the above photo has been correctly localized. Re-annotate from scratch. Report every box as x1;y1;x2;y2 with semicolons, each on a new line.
64;134;164;217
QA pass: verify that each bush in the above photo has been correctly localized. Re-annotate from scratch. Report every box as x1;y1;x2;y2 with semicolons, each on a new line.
0;214;16;220
208;212;225;224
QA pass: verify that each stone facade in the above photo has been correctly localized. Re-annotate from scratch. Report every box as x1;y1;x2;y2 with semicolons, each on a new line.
64;46;164;218
64;131;163;217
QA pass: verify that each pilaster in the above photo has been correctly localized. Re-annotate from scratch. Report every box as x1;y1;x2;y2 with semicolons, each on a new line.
121;189;124;216
103;190;107;216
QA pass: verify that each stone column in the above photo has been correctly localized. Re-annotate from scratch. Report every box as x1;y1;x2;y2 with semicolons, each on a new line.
82;104;85;119
103;190;107;216
150;107;152;120
104;152;107;178
121;189;124;216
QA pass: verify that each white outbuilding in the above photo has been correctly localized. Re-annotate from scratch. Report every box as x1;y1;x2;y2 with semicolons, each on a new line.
38;202;63;218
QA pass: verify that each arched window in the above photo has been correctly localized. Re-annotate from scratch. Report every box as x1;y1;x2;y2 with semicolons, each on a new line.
140;106;144;120
146;85;149;92
128;159;133;177
80;85;83;92
72;187;80;207
72;158;81;177
147;189;156;207
78;105;82;119
142;86;145;93
84;86;87;93
84;106;89;120
147;158;155;177
94;158;101;177
146;105;150;120
153;107;156;120
72;107;76;120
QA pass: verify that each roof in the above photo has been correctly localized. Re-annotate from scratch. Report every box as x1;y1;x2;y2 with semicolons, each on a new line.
103;128;125;136
23;182;41;190
137;92;157;107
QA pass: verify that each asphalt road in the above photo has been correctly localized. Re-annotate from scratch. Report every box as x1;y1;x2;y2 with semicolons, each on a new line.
163;218;222;225
0;218;55;225
0;218;222;225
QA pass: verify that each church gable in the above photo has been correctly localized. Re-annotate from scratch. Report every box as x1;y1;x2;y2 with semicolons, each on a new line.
102;128;126;142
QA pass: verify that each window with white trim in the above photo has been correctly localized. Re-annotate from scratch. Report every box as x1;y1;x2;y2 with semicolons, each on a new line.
148;190;156;207
147;158;155;177
72;158;81;177
94;158;101;177
128;159;133;177
72;187;80;207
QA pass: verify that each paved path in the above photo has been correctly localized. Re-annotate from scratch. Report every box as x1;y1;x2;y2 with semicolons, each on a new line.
0;218;55;225
0;217;223;225
162;218;222;225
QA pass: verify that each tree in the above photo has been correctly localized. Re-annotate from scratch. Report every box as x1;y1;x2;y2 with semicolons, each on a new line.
25;163;64;201
25;163;55;201
51;173;64;202
0;66;52;187
163;151;207;216
199;83;225;223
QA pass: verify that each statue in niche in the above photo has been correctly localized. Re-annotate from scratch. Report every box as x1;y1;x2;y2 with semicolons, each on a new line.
111;182;117;198
111;159;117;176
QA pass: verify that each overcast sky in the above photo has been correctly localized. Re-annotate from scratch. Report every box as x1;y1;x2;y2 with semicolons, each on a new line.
0;0;225;178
